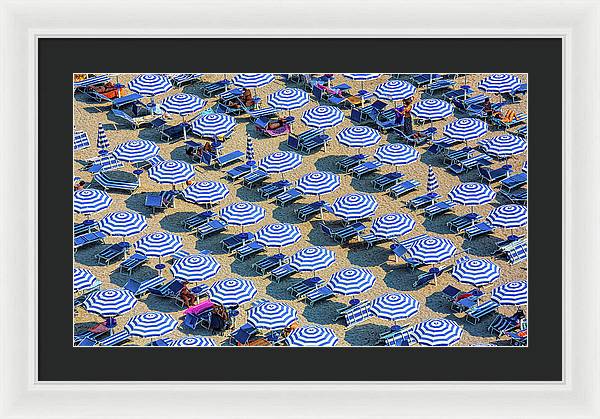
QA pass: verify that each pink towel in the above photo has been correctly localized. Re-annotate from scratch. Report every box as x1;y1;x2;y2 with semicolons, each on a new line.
184;300;214;315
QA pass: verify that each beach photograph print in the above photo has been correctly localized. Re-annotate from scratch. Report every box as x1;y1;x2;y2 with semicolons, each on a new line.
73;73;528;347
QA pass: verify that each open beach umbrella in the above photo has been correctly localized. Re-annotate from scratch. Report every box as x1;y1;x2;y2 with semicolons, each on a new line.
407;236;457;265
479;134;527;158
443;118;488;142
73;189;112;215
73;268;98;292
374;80;416;105
374;143;419;171
258;151;303;178
161;93;206;116
411;99;454;122
191;113;236;138
522;161;528;173
289;246;336;274
208;278;258;307
478;74;522;93
491;280;528;305
487;205;528;228
134;232;183;261
255;223;302;252
181;181;229;206
246;135;255;167
452;258;501;287
371;213;416;239
148;160;195;188
448;182;496;211
232;73;275;89
128;74;172;99
328;268;376;295
285;325;338;347
247;301;298;330
342;73;381;81
170;254;220;282
98;211;148;240
113;140;159;163
267;88;310;113
336;126;381;152
370;293;420;321
301;106;345;129
412;318;463;346
296;171;341;201
427;165;439;192
219;202;266;232
83;289;137;319
168;336;216;347
330;193;378;221
125;312;178;339
96;123;109;154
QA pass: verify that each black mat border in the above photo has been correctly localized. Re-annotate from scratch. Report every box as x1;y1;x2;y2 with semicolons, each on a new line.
39;38;562;381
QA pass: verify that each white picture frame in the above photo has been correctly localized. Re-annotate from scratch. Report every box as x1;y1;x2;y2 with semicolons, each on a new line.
1;0;599;417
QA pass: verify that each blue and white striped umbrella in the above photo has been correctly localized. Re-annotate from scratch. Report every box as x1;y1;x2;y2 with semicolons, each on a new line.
301;106;345;129
289;247;336;272
113;140;159;163
452;258;501;287
342;73;382;81
296;171;340;197
285;325;338;347
168;336;216;347
232;73;275;88
412;318;463;346
407;236;457;264
370;293;420;321
522;161;528;173
148;160;195;185
267;88;309;111
479;134;527;158
181;181;229;205
83;289;137;317
448;182;496;206
255;223;302;249
328;267;376;295
246;135;255;166
371;213;416;239
247;301;298;330
491;280;528;305
208;278;258;307
374;143;419;167
336;126;381;149
258;151;302;174
427;165;439;192
134;232;183;258
191;113;236;138
125;312;178;338
161;93;206;116
330;193;378;221
443;118;488;142
374;80;416;102
219;202;266;227
487;205;528;228
73;74;111;88
411;99;454;120
128;74;172;97
478;74;522;93
73;189;113;215
170;254;220;282
98;211;148;237
73;268;98;292
97;123;109;151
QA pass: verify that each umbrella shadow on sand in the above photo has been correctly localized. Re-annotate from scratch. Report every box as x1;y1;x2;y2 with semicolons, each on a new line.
313;155;342;172
349;177;377;194
235;187;263;203
424;292;456;316
124;192;150;215
265;281;296;302
344;323;388;346
302;300;345;326
346;246;391;268
230;259;261;278
141;294;181;314
422;217;455;235
159;211;196;233
382;267;419;292
460;235;497;257
272;206;303;225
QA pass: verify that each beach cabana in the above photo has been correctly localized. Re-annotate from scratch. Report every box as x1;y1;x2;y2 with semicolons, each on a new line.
208;278;258;307
285;325;338;347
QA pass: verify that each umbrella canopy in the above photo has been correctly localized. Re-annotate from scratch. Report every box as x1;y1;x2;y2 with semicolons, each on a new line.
522;161;528;173
427;165;439;192
296;171;340;197
407;236;457;264
83;289;137;317
128;74;172;97
191;113;236;138
336;126;381;149
370;293;420;321
285;325;339;347
73;268;98;292
208;278;258;307
258;151;303;174
452;258;501;287
247;301;298;330
411;99;454;120
301;106;345;129
478;73;522;93
181;181;229;205
73;189;113;215
148;160;195;185
412;318;463;346
134;232;183;258
219;202;266;227
479;134;527;158
371;213;416;239
231;73;275;88
487;205;528;228
97;123;109;151
113;140;159;163
125;312;178;338
267;88;310;110
289;247;336;272
168;336;216;347
246;135;255;166
374;80;416;102
448;182;496;206
161;93;206;116
98;211;148;237
443;118;488;142
330;193;378;221
328;267;376;295
255;223;302;249
491;280;528;305
342;73;381;81
170;254;220;282
374;143;419;166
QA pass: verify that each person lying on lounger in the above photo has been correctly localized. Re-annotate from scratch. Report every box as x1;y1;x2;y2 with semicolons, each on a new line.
179;284;197;307
74;180;86;191
267;117;289;130
90;81;119;94
483;98;502;118
225;88;255;108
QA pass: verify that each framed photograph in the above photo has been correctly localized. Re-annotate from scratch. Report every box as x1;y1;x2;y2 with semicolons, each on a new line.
2;1;599;418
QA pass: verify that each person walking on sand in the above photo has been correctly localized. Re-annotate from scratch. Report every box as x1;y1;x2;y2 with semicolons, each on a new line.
401;97;414;135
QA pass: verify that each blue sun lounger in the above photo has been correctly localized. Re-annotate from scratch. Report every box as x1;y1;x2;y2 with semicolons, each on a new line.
442;86;474;102
275;188;303;206
243;169;269;188
489;313;522;336
321;222;366;243
288;277;325;299
182;211;216;231
407;192;441;209
235;241;266;261
335;300;374;327
410;73;442;87
74;220;99;237
123;276;166;297
253;253;287;275
447;154;493;175
372;171;404;191
201;79;231;97
93;172;139;194
74;231;107;251
95;243;128;265
296;200;327;221
145;190;177;213
222;232;254;253
500;173;527;191
444;146;475;164
462;222;495;240
202;150;245;169
229;323;258;345
73;130;90;151
119;253;148;275
170;73;204;87
453;93;488;110
508;83;527;101
247;106;281;121
196;219;228;239
259;180;291;198
392;126;437;146
110;108;156;129
447;213;482;233
98;330;131;347
270;263;298;282
225;163;253;181
501;189;528;204
478;165;512;183
465;300;500;324
304;285;335;306
336;154;369;172
423;78;456;96
507;243;528;264
423;200;457;220
349;160;383;179
359;231;390;248
389;179;420;198
490;112;527;129
85;154;125;174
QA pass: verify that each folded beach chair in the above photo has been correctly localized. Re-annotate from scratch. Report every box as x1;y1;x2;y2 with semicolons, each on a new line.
372;171;404;191
119;253;148;275
84;154;124;174
243;169;270;188
74;220;99;237
73;231;107;251
349;160;383;179
123;276;166;298
336;153;369;172
95;243;128;265
201;79;231;97
253;253;287;275
304;285;335;306
111;108;155;129
275;188;303;206
222;232;254;253
288;277;325;299
73;130;90;151
224;163;253;181
447;213;482;233
389;179;420;199
270;263;299;283
410;73;442;87
465;300;500;324
423;200;457;220
259;180;291;198
478;165;512;183
98;330;131;347
296;200;327;221
135;154;165;171
336;300;374;327
93;172;139;194
196;219;228;239
462;222;495;240
407;192;441;209
145;190;177;214
500;189;528;205
235;241;266;261
182;211;217;231
500;173;527;191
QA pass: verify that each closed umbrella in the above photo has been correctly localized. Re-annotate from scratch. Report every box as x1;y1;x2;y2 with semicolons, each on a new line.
96;123;109;154
427;165;439;192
